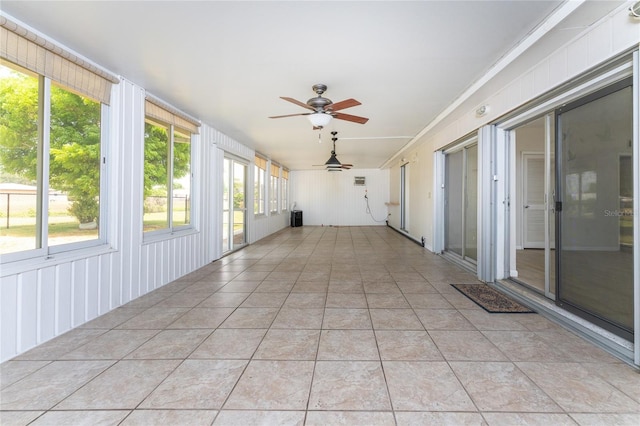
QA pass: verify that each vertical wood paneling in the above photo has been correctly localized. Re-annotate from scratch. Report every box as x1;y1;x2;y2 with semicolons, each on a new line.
99;254;111;314
38;267;56;343
71;260;86;327
1;275;18;360
18;270;38;353
110;254;121;308
85;257;99;321
56;263;72;335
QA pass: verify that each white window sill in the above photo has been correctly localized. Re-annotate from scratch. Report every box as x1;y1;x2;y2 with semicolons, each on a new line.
142;227;199;245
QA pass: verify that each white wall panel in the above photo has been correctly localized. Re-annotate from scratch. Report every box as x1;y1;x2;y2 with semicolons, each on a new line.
1;275;18;360
291;169;389;227
19;270;38;353
55;262;72;336
38;267;56;343
71;260;86;328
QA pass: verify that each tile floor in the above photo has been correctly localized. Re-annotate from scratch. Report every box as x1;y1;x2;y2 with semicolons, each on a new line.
1;226;639;425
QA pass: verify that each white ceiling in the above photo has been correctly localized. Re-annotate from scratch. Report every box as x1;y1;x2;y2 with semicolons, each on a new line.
1;1;626;170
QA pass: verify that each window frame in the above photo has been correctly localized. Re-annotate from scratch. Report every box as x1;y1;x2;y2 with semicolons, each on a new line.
269;163;280;214
254;156;267;216
0;62;109;263
142;117;195;238
281;169;289;212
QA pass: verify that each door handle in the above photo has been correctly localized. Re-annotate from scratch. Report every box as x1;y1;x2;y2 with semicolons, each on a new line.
524;205;530;208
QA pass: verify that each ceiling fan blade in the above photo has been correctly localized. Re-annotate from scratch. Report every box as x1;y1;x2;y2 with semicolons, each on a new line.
281;97;314;111
326;98;361;112
268;112;311;119
333;112;369;124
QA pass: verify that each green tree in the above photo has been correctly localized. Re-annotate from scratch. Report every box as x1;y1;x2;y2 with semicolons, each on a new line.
0;68;102;224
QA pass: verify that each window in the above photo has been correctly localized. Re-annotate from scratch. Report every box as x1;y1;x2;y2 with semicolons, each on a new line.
143;98;197;234
270;163;280;213
0;56;113;258
254;155;266;215
281;169;289;212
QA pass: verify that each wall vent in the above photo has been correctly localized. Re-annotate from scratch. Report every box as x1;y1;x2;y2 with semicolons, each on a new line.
354;176;366;186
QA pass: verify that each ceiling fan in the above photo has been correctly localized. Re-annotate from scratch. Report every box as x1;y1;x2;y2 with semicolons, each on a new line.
315;131;353;171
269;84;369;129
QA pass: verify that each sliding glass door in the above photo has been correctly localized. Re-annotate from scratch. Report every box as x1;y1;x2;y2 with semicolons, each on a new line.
223;157;247;253
444;141;478;264
556;77;634;340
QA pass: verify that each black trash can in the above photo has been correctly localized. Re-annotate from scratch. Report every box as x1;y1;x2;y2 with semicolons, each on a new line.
290;210;303;227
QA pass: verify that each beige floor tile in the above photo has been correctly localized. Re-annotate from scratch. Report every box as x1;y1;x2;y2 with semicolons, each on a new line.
305;411;395;426
239;292;288;308
375;330;443;361
317;330;379;360
283;292;326;308
140;360;247;409
0;411;44;426
483;331;573;362
291;281;329;293
254;329;320;360
383;361;475;411
406;293;455;309
182;282;226;293
30;410;130;425
56;360;179;409
366;293;410;308
254;281;295;292
218;281;262;293
125;329;211;359
190;328;266;359
414;308;477;331
167;307;234;329
198;292;249;308
218;307;278;328
430;330;508;361
327;281;365;293
0;360;113;410
224;360;314;410
459;309;529;331
517;362;640;413
14;329;107;361
1;360;50;389
396;281;439;293
482;413;578;425
298;271;330;281
115;307;189;329
309;361;391;410
235;270;270;281
122;410;217;426
450;361;561;412
370;308;424;330
363;282;402;294
213;410;305;425
153;292;211;308
79;307;145;329
395;412;485;426
322;308;372;329
569;413;640;425
271;307;324;329
264;271;301;282
325;293;367;308
61;329;159;360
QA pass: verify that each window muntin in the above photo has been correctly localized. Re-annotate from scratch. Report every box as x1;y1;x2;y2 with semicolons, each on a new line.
143;118;192;234
254;156;266;215
0;61;106;257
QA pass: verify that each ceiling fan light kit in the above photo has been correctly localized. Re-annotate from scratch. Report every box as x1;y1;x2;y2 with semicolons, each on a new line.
307;112;332;127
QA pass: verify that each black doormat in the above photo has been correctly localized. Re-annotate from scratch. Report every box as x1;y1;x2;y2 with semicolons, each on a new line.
451;284;534;313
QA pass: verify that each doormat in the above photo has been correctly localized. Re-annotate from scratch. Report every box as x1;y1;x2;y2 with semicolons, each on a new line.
451;284;534;313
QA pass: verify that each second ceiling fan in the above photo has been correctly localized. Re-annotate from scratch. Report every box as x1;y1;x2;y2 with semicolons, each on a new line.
269;84;369;129
317;131;353;171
